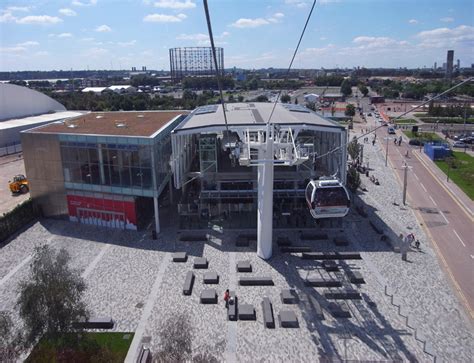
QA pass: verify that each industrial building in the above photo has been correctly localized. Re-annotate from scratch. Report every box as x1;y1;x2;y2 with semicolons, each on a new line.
0;83;81;156
169;47;224;82
21;111;187;231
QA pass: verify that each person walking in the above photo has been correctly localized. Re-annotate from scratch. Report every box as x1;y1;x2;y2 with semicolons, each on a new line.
224;289;230;309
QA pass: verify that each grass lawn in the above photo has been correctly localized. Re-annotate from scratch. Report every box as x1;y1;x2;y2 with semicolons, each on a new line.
403;131;443;142
435;152;474;200
393;118;417;124
26;332;134;363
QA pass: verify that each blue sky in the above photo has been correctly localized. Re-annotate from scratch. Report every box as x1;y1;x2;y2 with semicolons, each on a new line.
1;0;473;71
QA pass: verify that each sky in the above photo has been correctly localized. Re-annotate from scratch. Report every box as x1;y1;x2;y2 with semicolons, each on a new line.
1;0;473;71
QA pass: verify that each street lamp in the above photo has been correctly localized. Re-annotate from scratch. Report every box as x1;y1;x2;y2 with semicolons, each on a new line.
383;136;393;167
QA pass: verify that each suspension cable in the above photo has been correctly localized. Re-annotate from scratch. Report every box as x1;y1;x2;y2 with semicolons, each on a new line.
266;0;317;124
315;76;473;160
203;0;229;133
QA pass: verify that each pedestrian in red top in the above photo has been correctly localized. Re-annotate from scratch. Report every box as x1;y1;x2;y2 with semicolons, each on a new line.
224;289;230;309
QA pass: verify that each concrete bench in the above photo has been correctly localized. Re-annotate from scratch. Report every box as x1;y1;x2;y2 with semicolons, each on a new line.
239;277;274;286
308;295;324;320
348;271;365;284
277;236;291;246
305;278;342;288
300;233;328;240
193;257;208;269
238;304;256;320
183;271;195;295
261;297;275;328
172;252;188;262
280;289;299;304
236;260;252;272
138;346;152;363
322;260;339;272
235;236;250;247
328;302;351;318
203;271;219;284
200;289;217;304
73;317;114;329
228;291;237;321
324;290;362;300
279;310;299;328
280;246;312;253
333;237;349;246
180;234;208;242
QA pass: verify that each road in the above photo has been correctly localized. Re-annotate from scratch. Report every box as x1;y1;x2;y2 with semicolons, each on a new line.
0;154;29;215
377;126;474;317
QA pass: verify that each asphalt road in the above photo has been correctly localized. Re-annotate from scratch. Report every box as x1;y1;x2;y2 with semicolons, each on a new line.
380;128;474;317
0;154;29;215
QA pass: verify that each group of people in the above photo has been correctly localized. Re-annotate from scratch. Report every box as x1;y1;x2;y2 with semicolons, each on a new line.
393;135;403;146
369;175;380;185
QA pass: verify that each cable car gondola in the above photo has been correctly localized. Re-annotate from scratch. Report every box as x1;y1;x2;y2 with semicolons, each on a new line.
305;179;350;219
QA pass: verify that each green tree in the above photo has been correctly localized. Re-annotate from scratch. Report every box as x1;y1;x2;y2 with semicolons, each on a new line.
340;79;352;97
237;95;244;102
154;314;192;363
280;94;291;103
346;166;361;192
358;84;369;97
17;245;88;348
256;95;268;102
0;311;19;362
345;104;356;117
347;136;362;161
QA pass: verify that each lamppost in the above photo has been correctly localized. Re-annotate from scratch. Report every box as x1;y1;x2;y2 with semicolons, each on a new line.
384;136;393;167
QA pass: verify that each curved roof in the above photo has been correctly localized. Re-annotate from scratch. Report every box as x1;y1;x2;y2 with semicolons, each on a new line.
0;83;66;121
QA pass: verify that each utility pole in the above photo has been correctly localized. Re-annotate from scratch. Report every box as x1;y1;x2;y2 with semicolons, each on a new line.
384;137;390;167
402;162;411;205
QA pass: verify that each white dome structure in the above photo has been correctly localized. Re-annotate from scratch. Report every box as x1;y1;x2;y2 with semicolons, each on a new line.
0;83;66;121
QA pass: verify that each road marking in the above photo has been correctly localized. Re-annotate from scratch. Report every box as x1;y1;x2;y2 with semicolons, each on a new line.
453;230;466;247
439;211;449;224
413;173;419;181
420;183;427;193
429;196;437;206
471;255;474;259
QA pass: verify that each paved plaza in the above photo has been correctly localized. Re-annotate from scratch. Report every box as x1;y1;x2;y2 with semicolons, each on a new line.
0;134;473;362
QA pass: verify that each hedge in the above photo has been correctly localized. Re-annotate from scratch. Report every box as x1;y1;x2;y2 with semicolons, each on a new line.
419;117;474;124
0;198;41;243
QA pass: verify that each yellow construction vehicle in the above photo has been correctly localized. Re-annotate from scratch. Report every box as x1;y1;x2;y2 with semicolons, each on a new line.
9;174;29;194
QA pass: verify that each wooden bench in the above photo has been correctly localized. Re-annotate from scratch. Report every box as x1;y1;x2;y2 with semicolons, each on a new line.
280;246;312;253
239;277;274;286
305;278;342;288
183;271;195;295
228;291;237;321
73;317;114;329
261;297;275;328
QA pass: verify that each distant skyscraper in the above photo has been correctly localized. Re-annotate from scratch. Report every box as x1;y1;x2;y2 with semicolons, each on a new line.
446;50;454;79
434;62;437;70
456;59;460;69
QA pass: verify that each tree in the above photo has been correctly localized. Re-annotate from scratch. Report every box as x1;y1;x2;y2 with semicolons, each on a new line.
347;136;362;161
256;95;268;102
345;104;356;117
0;312;19;362
346;166;361;192
358;84;369;97
340;79;352;97
280;94;291;103
17;245;88;348
237;95;244;102
154;313;192;363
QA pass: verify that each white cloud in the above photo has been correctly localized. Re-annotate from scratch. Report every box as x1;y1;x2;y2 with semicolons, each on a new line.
80;37;95;41
177;33;208;41
117;40;137;46
58;32;73;38
0;46;27;54
59;8;77;16
285;0;338;7
143;13;186;22
408;19;418;24
72;0;97;7
83;47;108;57
416;25;474;48
6;6;31;12
440;17;454;23
352;36;408;49
231;18;270;28
35;51;49;56
176;31;229;46
268;12;284;23
16;15;63;25
320;36;327;40
153;0;196;9
0;12;17;23
17;40;39;47
95;24;112;32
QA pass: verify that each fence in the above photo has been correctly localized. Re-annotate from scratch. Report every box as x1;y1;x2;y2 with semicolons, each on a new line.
0;198;40;243
0;142;22;157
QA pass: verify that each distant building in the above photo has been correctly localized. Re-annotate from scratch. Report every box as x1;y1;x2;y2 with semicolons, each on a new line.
108;85;136;94
321;93;344;103
446;50;454;79
169;47;224;82
456;59;460;70
304;93;320;103
82;87;107;94
370;96;385;104
434;62;437;70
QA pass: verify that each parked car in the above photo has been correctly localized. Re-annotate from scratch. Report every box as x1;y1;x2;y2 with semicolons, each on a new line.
409;139;424;146
387;127;396;134
452;141;468;148
460;136;474;144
